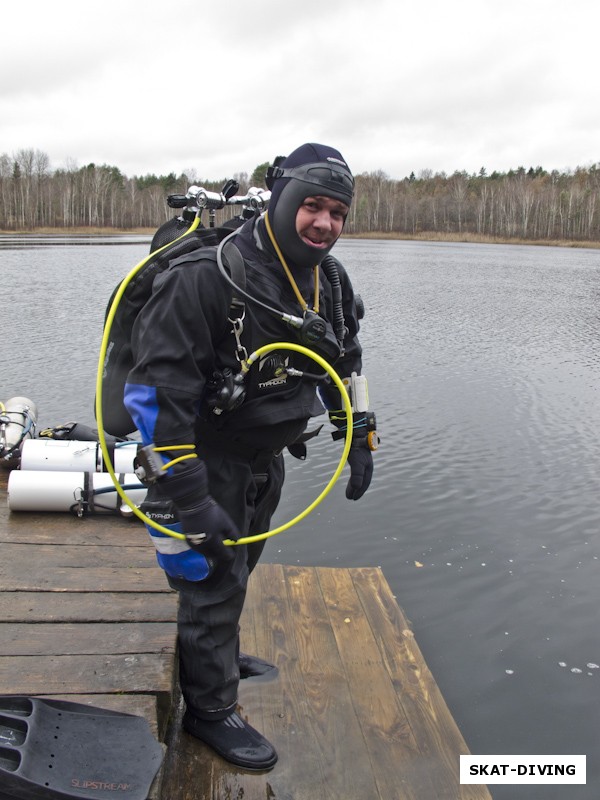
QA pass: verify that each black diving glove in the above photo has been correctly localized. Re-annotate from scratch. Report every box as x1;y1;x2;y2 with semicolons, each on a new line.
160;459;239;562
328;410;379;501
345;443;374;501
178;496;239;562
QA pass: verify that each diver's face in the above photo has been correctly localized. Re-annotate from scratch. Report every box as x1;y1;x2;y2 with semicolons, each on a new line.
295;195;349;251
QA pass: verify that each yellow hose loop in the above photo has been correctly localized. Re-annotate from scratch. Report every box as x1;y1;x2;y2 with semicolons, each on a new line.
153;444;198;472
153;444;196;451
160;453;199;471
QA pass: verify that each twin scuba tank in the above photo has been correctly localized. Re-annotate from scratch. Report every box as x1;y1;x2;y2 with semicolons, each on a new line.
0;397;38;469
6;435;145;516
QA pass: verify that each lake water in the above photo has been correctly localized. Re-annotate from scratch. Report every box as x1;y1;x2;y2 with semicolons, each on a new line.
2;234;599;799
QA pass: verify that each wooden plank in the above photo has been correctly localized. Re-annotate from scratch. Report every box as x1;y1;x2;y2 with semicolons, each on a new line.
251;562;358;799
351;568;488;799
0;653;175;695
0;543;169;591
279;563;408;799
0;541;157;570
0;510;149;546
316;568;453;798
0;622;176;656
315;567;437;800
0;591;178;622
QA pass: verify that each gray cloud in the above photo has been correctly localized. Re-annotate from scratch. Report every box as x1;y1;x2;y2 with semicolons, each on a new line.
2;0;598;180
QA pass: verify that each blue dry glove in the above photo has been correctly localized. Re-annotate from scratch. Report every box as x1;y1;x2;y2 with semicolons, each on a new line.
345;444;374;500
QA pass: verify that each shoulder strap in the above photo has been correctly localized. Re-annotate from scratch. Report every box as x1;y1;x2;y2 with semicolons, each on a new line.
217;231;247;318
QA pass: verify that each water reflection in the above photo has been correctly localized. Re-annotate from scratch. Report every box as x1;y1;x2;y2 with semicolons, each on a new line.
0;234;150;249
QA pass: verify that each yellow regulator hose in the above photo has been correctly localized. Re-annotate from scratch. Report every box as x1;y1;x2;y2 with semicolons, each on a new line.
95;235;353;546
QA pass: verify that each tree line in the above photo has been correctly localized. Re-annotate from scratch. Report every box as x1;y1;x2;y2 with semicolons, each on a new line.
1;148;599;242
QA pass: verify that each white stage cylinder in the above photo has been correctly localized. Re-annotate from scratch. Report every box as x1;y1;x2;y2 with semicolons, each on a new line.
19;439;137;474
21;439;97;471
7;471;146;513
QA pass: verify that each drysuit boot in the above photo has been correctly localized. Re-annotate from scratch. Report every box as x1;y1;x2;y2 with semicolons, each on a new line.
182;710;278;770
239;652;277;679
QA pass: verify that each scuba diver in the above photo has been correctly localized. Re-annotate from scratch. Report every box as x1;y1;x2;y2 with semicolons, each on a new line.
123;142;378;770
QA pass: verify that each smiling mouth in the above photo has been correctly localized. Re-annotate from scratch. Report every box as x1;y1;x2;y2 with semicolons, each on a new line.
302;235;328;248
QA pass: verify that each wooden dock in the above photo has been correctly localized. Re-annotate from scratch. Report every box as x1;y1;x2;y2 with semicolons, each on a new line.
0;469;491;799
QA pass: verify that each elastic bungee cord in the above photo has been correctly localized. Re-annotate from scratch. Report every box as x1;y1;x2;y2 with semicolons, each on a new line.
95;224;353;546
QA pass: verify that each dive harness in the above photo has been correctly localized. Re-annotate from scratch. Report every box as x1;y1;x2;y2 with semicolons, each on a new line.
95;199;358;545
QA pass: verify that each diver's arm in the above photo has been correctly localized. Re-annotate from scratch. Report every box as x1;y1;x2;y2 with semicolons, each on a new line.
317;262;378;500
124;255;239;552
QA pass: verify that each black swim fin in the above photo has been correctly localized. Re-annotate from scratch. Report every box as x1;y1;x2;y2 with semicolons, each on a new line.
0;696;163;800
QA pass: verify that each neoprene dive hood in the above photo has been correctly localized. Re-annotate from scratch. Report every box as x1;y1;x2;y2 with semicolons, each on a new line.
265;143;354;269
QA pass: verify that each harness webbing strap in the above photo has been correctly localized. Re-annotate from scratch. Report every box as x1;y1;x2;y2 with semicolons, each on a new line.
221;239;247;315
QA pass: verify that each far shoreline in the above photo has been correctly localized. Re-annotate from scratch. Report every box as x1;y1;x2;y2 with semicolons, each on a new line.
1;226;599;250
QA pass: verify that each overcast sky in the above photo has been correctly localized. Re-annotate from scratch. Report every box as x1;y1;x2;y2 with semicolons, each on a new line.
2;0;598;182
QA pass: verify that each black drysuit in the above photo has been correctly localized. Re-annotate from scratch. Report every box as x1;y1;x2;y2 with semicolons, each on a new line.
124;215;364;719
